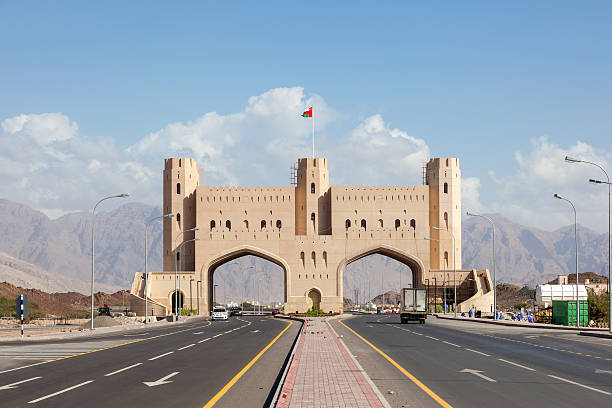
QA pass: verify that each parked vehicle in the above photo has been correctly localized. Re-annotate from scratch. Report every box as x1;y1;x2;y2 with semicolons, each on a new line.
97;304;112;317
212;306;229;320
271;308;280;315
229;307;241;316
399;288;427;324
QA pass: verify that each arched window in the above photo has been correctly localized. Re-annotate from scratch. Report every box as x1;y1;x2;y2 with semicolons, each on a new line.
444;212;448;229
225;220;231;230
345;219;351;229
444;251;449;267
243;220;249;229
410;219;416;229
177;213;181;223
176;252;180;262
360;219;366;230
311;213;315;221
276;220;282;229
395;219;401;229
176;183;181;194
210;220;215;229
311;183;315;194
261;220;267;229
378;219;383;228
444;182;448;194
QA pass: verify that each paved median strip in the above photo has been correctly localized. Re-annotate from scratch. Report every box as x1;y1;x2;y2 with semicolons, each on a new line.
104;362;142;377
149;351;173;361
28;380;94;404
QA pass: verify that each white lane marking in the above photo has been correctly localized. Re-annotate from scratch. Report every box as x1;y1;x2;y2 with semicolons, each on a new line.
193;332;204;335
460;368;496;382
0;376;41;390
595;369;612;375
124;332;150;337
425;336;439;341
28;380;94;403
143;372;179;387
178;344;195;350
465;348;491;357
497;359;536;371
213;334;223;338
0;362;49;374
412;332;423;336
104;363;142;377
442;341;461;348
548;374;612;395
224;331;232;334
148;351;173;361
198;338;211;343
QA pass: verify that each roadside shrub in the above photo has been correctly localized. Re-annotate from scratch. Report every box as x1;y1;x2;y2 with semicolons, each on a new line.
588;291;609;323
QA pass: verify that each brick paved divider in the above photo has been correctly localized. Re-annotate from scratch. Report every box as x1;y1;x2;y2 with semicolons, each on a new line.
275;316;388;408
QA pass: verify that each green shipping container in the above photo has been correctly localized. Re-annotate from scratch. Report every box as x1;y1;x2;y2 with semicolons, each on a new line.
552;300;589;326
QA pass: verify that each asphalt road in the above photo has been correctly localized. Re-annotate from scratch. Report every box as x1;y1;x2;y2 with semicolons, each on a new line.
331;314;612;408
0;316;300;407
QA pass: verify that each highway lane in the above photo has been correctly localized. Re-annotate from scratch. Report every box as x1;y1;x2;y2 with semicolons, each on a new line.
332;314;612;408
0;316;299;407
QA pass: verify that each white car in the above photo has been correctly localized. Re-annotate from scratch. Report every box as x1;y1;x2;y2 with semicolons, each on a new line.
211;306;229;320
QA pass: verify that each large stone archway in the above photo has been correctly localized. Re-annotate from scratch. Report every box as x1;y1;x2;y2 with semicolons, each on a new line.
133;155;494;316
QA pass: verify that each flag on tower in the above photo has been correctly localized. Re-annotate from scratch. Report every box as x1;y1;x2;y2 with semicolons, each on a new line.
301;107;312;118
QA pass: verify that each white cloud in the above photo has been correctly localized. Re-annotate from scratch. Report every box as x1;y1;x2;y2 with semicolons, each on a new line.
0;88;432;217
462;177;483;213
484;137;611;232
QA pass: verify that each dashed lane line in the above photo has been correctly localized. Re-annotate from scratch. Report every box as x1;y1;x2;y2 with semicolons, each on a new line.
27;380;94;404
442;341;461;348
548;375;612;395
465;348;491;357
497;359;536;371
104;363;142;377
148;351;173;361
178;344;195;351
198;338;211;343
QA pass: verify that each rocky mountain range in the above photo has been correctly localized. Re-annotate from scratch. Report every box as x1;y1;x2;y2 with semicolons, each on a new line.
0;198;608;303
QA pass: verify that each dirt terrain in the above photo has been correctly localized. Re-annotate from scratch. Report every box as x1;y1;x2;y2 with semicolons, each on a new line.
0;282;127;316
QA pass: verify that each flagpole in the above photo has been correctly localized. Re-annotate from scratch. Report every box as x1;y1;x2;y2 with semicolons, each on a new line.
312;106;315;158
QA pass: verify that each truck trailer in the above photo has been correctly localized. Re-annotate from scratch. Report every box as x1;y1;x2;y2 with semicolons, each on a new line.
400;288;427;324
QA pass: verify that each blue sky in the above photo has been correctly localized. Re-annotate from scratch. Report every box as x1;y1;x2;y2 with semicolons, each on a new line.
1;2;611;232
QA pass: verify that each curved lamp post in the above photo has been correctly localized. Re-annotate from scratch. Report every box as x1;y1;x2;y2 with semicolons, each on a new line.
144;213;173;323
174;232;199;319
425;236;446;313
432;226;457;317
467;212;497;319
566;155;611;333
91;194;129;330
554;193;580;328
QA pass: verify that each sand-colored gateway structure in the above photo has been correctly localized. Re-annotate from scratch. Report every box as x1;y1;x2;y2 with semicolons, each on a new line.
130;156;493;315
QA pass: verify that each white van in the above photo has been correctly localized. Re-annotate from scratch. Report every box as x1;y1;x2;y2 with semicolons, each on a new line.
212;306;229;320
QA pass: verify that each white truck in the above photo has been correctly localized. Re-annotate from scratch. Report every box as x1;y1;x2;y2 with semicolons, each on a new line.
400;288;427;324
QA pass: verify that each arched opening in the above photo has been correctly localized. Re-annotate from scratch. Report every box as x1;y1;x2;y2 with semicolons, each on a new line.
176;183;181;195
341;246;424;313
210;220;216;230
276;220;282;229
443;182;448;194
307;288;321;310
360;219;367;230
225;220;231;230
205;248;289;316
410;219;416;229
394;219;401;230
345;219;351;229
243;220;249;230
378;219;383;228
311;183;316;194
171;290;184;314
261;220;267;229
443;212;448;229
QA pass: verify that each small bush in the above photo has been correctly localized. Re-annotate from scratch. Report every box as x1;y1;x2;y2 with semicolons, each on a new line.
588;291;609;323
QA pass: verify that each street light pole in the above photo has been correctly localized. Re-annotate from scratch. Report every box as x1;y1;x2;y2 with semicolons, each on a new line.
145;213;173;323
554;193;580;328
432;226;457;317
174;236;200;320
425;236;446;314
566;156;611;332
467;212;497;319
91;193;129;330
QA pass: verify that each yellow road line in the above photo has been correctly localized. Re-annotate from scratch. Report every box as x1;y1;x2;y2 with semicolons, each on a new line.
48;338;148;363
203;320;293;408
338;319;453;408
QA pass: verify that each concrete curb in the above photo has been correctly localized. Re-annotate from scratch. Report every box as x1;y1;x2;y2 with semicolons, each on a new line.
434;314;609;332
578;331;612;339
268;315;304;408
